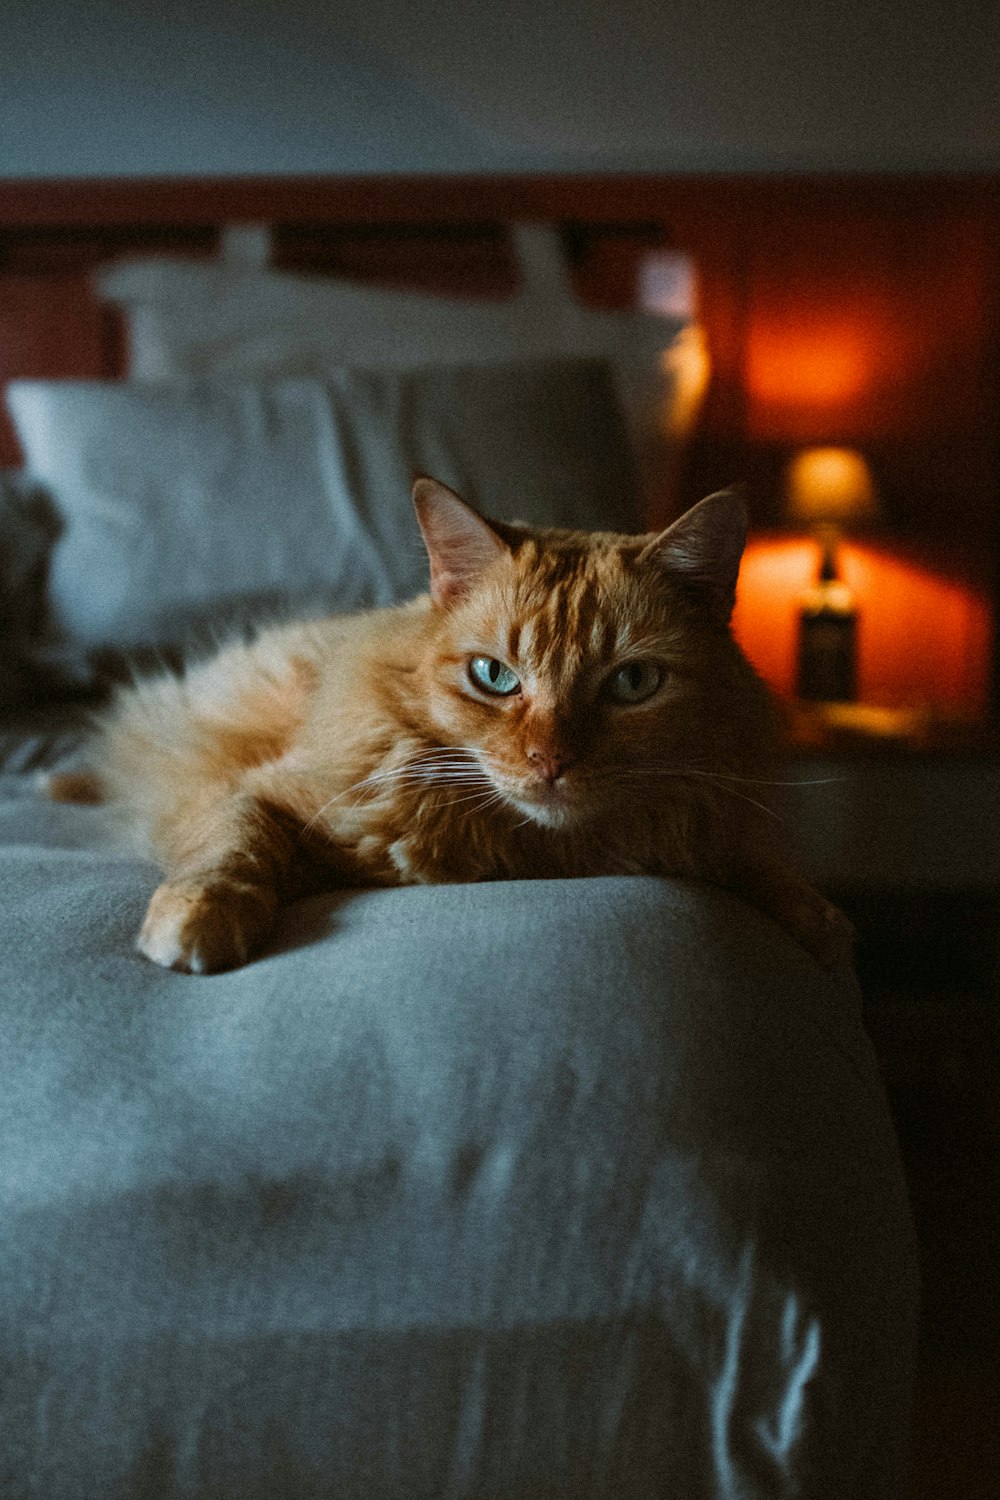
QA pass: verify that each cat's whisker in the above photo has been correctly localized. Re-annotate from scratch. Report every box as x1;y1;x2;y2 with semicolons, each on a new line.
323;751;824;842
442;789;507;812
298;757;493;838
342;755;484;788
299;767;424;832
583;764;786;822
586;765;845;788
700;780;785;822
420;774;491;785
359;767;481;788
402;765;491;785
420;784;495;800
300;794;351;837
403;745;482;761
378;757;487;786
658;769;847;787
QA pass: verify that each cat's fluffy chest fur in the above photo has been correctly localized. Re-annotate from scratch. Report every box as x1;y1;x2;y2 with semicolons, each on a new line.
60;479;853;974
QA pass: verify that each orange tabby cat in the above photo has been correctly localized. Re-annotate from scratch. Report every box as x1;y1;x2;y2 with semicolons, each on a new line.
52;477;852;974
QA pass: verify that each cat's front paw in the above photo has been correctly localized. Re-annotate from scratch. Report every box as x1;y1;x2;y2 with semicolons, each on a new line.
137;879;276;974
741;865;856;970
784;886;856;970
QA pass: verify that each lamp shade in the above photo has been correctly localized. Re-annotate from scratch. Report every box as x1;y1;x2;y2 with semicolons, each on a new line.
785;447;879;527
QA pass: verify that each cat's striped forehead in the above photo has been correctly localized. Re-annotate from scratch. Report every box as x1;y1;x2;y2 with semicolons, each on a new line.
486;536;657;675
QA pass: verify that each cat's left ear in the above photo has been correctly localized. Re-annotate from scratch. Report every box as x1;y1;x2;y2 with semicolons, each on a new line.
412;475;511;606
640;489;748;621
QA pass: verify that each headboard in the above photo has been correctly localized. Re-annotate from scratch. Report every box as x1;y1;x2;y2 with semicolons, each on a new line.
3;172;998;717
3;170;997;516
0;173;720;469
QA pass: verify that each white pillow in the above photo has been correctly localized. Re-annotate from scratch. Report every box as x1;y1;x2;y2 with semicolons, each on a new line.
95;225;687;505
6;359;640;653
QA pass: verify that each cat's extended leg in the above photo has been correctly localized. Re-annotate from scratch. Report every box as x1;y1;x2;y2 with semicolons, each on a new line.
137;792;326;975
733;858;856;970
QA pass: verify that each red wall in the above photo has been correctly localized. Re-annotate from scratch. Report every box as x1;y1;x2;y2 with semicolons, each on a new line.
734;536;992;718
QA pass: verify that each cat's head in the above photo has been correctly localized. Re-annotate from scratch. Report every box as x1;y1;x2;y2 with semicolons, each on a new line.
412;476;765;830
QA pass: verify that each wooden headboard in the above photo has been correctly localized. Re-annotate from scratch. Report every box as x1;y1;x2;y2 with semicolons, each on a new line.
0;173;707;467
2;170;998;525
3;171;998;715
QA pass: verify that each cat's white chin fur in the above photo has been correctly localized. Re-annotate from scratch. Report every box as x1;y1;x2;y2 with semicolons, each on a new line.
509;794;579;831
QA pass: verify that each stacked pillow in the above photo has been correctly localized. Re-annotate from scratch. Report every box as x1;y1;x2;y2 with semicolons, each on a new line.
94;224;683;492
3;224;688;676
6;360;640;655
0;470;93;709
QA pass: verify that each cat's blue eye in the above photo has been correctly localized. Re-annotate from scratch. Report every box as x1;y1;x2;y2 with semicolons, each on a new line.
605;661;663;705
468;656;521;696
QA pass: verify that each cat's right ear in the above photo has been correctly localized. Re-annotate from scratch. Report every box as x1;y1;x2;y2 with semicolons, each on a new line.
640;489;748;622
412;476;511;606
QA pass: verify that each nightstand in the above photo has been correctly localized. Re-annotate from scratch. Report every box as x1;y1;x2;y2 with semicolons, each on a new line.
778;727;1000;1361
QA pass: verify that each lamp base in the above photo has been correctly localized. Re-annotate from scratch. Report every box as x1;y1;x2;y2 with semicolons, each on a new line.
796;582;858;702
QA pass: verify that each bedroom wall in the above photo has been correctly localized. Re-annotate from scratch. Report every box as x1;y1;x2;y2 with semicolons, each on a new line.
2;0;998;178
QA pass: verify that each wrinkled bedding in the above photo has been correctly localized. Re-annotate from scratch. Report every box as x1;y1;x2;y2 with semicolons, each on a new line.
0;755;918;1499
0;705;95;775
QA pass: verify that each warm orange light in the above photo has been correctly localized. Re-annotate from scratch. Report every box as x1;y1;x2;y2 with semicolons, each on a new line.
747;327;872;411
732;537;991;717
785;447;878;527
659;324;711;440
740;293;917;442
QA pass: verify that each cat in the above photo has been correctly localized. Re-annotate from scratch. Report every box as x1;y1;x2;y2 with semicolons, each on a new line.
50;476;853;975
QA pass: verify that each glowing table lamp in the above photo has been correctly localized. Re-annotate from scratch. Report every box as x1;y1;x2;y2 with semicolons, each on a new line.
786;447;879;701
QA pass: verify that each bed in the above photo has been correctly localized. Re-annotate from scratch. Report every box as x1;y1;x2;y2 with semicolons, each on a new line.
0;176;918;1499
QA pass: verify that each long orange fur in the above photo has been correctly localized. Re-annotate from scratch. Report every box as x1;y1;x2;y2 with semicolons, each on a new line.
54;478;853;973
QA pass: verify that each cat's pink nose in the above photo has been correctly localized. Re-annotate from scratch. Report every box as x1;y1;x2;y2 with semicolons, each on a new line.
527;746;571;784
